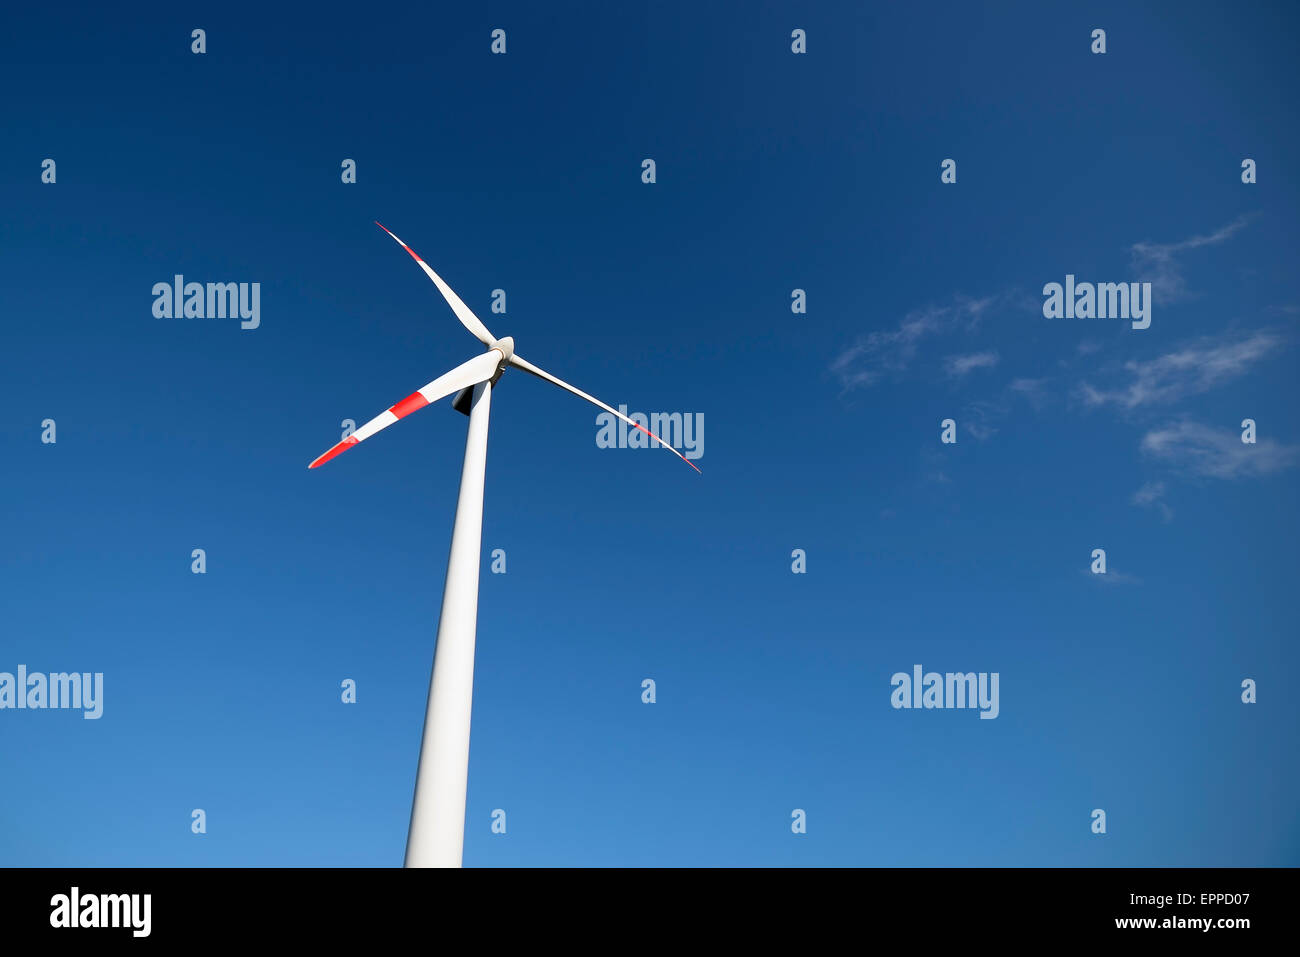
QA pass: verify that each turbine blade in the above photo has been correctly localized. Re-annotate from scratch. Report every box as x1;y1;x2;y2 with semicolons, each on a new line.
309;350;502;468
509;354;701;473
374;222;496;347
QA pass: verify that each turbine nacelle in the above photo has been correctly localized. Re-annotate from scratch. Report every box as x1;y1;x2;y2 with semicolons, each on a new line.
451;338;514;415
484;336;513;388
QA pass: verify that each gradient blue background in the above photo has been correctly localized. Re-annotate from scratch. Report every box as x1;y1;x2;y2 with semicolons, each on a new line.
2;1;1296;866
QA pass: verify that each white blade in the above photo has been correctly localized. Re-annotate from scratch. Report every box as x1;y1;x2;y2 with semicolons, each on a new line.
309;350;502;468
509;354;701;473
375;222;497;347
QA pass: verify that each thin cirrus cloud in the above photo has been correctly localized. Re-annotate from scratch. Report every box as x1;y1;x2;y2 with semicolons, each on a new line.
829;293;1009;391
1129;214;1255;301
1131;480;1174;522
829;305;946;390
1008;376;1050;408
1140;421;1299;480
960;399;1003;441
1084;568;1143;586
944;351;1000;378
1079;331;1282;410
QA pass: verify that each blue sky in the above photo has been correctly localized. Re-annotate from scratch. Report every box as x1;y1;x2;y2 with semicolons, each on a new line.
2;1;1297;866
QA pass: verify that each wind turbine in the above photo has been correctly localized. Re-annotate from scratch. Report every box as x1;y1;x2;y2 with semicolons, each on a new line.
310;222;699;868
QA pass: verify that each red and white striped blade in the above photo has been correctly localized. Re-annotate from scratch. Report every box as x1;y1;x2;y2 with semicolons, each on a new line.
309;350;502;468
374;222;496;347
508;354;701;473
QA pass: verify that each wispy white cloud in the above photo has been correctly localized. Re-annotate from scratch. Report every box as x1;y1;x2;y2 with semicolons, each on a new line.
944;351;1000;378
1009;377;1047;393
920;445;953;485
1008;377;1050;410
961;400;1002;441
830;293;1018;392
1131;481;1173;522
1080;331;1282;410
1082;568;1142;586
829;306;945;390
1140;421;1300;480
937;381;1051;443
1129;216;1253;301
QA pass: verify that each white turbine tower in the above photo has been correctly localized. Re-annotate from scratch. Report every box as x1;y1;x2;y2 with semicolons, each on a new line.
310;223;698;868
